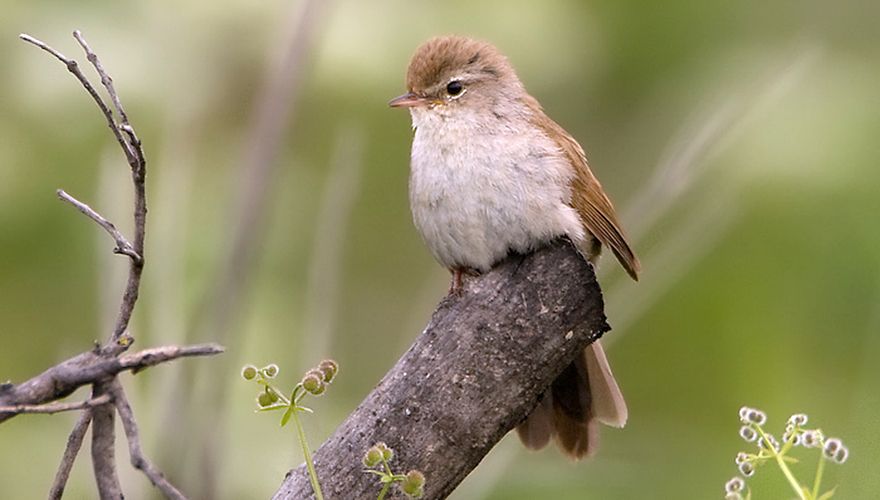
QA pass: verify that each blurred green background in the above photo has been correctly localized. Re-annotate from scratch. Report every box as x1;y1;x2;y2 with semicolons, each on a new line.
2;0;878;498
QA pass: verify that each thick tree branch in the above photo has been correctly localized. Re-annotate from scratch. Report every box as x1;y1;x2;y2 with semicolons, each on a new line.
0;343;224;423
273;241;611;499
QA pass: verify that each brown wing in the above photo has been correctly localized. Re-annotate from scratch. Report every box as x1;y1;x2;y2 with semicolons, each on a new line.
525;95;641;280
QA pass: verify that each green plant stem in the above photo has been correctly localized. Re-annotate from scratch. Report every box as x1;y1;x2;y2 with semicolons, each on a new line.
376;481;392;500
811;456;827;499
382;456;394;477
291;407;324;500
755;425;808;500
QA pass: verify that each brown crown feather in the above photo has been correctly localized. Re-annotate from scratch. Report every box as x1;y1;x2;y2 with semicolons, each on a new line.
405;36;515;94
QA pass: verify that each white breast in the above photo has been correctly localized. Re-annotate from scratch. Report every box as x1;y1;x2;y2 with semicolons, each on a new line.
408;106;586;272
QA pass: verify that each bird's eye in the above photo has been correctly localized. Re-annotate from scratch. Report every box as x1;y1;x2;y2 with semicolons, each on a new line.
446;80;464;96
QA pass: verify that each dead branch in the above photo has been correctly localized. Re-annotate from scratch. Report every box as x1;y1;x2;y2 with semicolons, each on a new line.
8;31;224;499
90;381;122;499
57;189;141;261
0;343;224;423
111;380;187;500
273;241;611;499
0;394;111;416
48;412;92;500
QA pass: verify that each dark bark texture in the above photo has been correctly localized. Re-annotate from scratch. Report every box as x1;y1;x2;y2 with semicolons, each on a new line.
273;240;611;499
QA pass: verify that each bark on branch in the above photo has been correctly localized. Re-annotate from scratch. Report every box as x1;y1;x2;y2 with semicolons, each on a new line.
273;240;611;499
0;343;224;423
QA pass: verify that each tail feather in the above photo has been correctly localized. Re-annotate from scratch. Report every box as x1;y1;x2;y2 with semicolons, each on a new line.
515;341;626;459
553;407;599;459
515;394;554;450
584;341;628;428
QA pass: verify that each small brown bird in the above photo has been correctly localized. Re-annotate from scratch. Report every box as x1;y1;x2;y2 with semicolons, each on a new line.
390;36;640;459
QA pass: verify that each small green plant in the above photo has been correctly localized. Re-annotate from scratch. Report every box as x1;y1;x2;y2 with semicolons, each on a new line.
242;360;339;500
363;442;426;499
725;406;849;500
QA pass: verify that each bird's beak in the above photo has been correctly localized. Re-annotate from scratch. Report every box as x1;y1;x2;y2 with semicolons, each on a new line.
389;92;430;108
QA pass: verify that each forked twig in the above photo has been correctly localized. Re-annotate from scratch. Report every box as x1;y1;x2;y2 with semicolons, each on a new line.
57;189;141;262
12;31;218;500
0;343;225;423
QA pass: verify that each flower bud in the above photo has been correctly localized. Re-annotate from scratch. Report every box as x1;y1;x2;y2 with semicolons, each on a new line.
801;430;822;448
787;413;808;426
400;470;425;498
724;476;745;493
241;364;258;381
302;373;326;395
257;392;275;407
738;461;755;477
739;426;757;442
376;442;394;462
823;438;842;459
318;359;339;383
303;368;326;387
746;408;767;426
263;364;279;378
363;446;382;467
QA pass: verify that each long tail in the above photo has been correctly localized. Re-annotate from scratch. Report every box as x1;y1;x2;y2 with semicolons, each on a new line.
515;340;627;459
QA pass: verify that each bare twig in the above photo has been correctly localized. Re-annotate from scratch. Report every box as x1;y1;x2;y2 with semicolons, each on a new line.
117;343;225;372
0;343;224;424
73;30;147;175
0;393;111;416
13;30;222;499
21;31;148;343
90;381;122;499
19;33;135;166
111;380;187;500
49;411;93;500
73;31;131;129
57;189;141;262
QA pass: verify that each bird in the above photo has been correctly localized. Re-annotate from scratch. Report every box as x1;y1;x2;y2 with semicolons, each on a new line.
390;35;640;459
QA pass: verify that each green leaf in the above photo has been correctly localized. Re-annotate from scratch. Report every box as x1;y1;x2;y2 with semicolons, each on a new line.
280;406;294;427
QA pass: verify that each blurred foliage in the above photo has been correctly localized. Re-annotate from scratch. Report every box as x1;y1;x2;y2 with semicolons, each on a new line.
1;0;878;498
